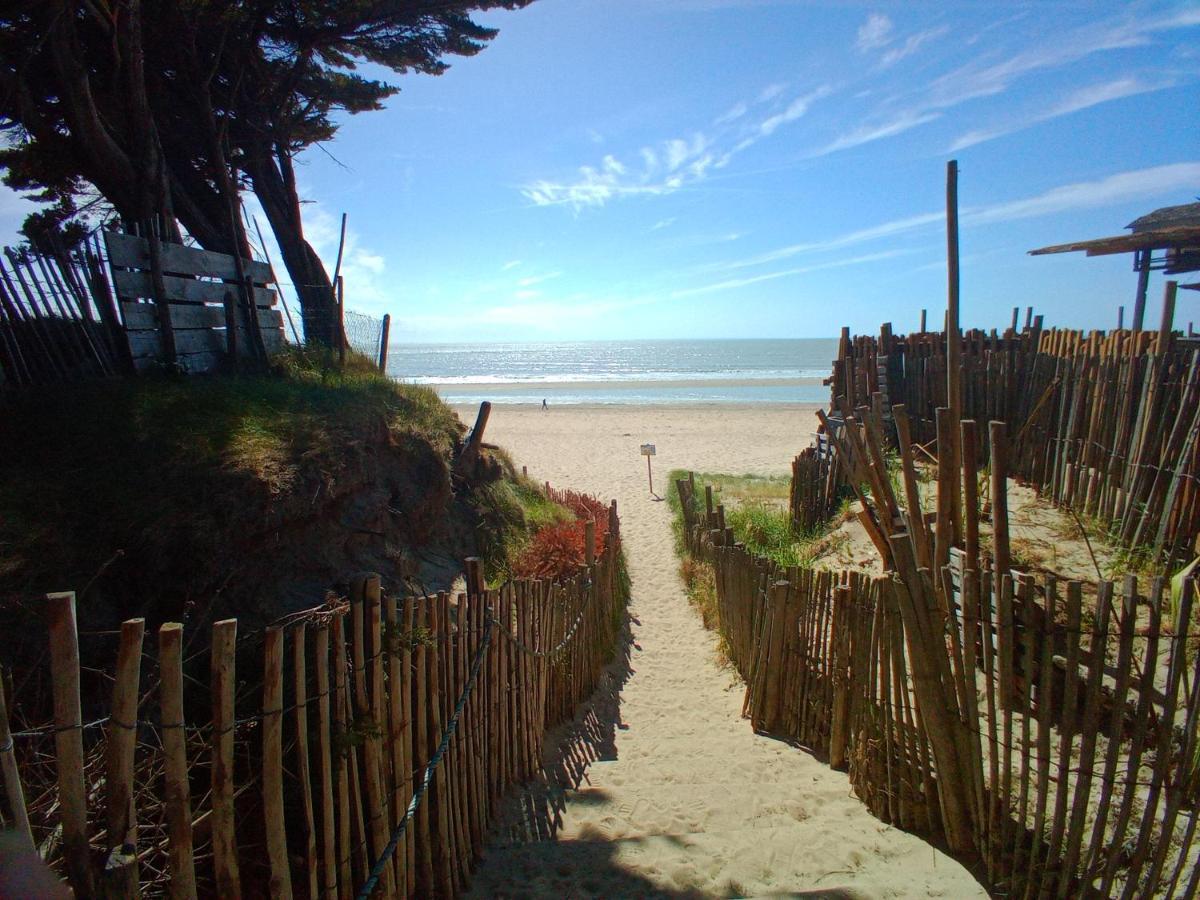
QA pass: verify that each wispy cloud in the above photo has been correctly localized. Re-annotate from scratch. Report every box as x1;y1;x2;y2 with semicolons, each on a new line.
706;211;944;274
948;76;1179;151
927;8;1199;112
501;259;523;271
674;249;914;298
516;271;563;287
816;110;941;156
856;13;893;52
827;7;1199;161
704;162;1200;278
880;26;948;67
759;85;834;137
522;82;832;211
965;161;1200;225
651;217;677;231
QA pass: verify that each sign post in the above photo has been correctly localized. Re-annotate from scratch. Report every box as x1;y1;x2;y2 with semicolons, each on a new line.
640;443;657;497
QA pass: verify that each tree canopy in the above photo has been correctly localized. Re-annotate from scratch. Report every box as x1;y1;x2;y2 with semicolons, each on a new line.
0;0;532;341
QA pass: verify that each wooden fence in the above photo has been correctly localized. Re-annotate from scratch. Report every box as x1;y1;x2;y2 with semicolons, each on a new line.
827;316;1200;567
677;471;1200;898
788;439;847;533
0;237;133;387
0;512;626;898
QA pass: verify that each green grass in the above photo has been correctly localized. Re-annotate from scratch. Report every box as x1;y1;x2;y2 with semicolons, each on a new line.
0;347;464;592
471;473;574;584
666;469;830;569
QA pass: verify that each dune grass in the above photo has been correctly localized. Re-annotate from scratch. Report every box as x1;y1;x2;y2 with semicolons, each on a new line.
0;347;464;591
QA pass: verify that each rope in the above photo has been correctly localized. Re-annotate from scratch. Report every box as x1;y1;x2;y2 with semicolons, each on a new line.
356;615;494;899
487;578;594;659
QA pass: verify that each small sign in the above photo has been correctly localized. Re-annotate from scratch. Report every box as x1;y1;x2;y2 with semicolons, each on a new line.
640;443;656;457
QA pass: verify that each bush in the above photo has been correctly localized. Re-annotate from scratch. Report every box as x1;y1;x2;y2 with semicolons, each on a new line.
512;489;609;579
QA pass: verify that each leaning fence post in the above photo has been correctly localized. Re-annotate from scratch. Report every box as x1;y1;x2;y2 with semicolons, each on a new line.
159;621;197;900
0;666;33;850
46;591;93;898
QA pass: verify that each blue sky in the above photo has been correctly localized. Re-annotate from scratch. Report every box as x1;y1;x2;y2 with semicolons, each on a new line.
3;1;1199;340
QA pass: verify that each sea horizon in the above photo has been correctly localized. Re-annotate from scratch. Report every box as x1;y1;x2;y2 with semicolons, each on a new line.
386;337;838;406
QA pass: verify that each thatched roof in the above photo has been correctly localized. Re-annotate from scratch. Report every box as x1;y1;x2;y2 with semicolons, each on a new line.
1127;202;1200;233
1030;200;1200;265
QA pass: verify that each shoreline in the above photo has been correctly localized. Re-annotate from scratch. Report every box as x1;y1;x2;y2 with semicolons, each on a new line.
452;400;825;412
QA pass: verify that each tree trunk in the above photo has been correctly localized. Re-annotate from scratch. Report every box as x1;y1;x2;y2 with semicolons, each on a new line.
244;143;337;346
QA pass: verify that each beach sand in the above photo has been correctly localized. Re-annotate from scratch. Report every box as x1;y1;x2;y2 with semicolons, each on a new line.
459;403;986;899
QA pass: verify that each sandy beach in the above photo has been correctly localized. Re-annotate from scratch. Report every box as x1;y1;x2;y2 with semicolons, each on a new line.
459;403;986;899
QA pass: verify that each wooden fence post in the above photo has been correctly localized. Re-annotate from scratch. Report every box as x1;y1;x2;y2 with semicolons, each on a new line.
262;627;293;898
313;626;338;900
294;623;319;900
159;622;197;900
103;617;145;897
990;421;1011;580
378;314;391;372
210;619;240;897
46;591;93;898
0;664;33;850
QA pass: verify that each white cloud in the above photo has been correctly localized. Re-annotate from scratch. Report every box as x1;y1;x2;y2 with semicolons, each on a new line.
715;101;748;125
879;26;949;67
831;8;1199;161
856;13;894;52
815;110;941;156
516;271;563;287
704;162;1200;278
709;211;944;274
926;10;1199;113
965;162;1200;225
523;79;834;211
674;249;913;298
501;259;522;271
760;85;834;137
651;217;677;231
758;82;788;102
948;77;1178;151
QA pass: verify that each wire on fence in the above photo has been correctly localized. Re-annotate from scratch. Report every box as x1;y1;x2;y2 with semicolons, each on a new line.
357;615;494;899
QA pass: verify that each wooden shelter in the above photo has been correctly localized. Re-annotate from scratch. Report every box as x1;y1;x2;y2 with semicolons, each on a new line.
1029;201;1200;329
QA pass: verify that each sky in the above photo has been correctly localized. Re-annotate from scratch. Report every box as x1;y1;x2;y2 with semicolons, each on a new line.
3;0;1199;341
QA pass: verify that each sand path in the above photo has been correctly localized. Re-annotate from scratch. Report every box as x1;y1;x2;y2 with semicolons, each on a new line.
461;405;985;899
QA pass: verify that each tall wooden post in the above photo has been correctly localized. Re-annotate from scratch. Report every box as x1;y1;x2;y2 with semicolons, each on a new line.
945;160;964;543
1158;280;1177;353
378;313;391;372
46;591;93;898
336;275;346;365
1132;249;1151;331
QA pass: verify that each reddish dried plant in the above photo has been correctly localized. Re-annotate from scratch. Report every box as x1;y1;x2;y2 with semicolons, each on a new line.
513;489;608;579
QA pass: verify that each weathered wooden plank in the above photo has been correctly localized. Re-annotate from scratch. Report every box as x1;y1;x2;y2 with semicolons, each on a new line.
113;271;277;308
128;325;284;360
104;231;272;283
121;300;282;332
131;350;224;375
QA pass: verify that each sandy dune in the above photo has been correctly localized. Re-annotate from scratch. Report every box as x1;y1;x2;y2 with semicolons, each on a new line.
459;404;986;899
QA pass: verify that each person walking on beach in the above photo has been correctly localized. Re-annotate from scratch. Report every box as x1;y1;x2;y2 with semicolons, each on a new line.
542;398;548;411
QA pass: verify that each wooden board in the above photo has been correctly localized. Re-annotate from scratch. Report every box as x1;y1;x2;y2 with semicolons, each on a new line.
129;326;284;361
112;271;277;308
104;231;273;284
121;301;282;333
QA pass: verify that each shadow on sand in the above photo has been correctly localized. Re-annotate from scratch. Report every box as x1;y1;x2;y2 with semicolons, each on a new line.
469;615;870;899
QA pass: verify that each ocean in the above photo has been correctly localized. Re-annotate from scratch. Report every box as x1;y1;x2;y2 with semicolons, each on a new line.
386;338;837;405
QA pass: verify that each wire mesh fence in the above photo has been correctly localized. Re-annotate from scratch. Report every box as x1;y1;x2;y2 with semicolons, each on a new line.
343;309;385;363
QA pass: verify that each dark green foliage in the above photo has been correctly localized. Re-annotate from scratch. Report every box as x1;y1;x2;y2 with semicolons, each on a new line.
0;0;534;335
